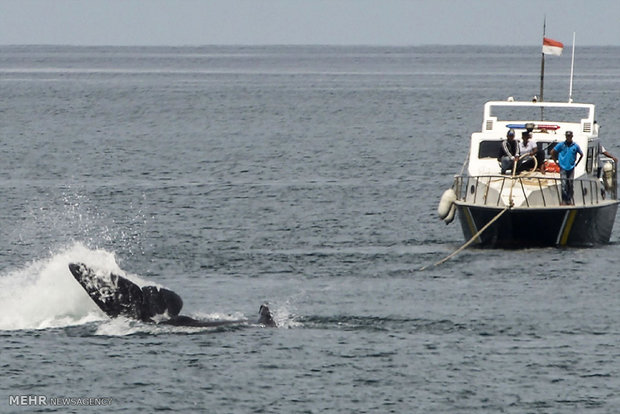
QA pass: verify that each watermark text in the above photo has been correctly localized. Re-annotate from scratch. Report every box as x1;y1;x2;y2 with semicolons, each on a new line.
9;395;112;407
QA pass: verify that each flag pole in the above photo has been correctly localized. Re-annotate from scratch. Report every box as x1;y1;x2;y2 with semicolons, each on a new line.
568;32;576;103
539;16;546;118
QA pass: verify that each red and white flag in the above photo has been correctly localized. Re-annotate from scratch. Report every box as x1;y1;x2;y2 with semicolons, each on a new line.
542;37;563;56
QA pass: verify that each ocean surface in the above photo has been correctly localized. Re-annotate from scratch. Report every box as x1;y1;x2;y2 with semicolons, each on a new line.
1;45;619;413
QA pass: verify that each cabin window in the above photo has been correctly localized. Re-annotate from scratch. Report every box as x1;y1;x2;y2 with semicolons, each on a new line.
586;147;594;174
478;140;502;159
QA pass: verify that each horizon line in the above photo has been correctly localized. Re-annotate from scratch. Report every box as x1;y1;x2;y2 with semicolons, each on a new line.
1;43;618;48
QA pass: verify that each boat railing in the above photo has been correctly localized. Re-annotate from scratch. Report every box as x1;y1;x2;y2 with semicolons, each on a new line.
452;174;614;208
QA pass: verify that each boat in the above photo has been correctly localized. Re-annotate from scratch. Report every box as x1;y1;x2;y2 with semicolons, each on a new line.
438;99;618;247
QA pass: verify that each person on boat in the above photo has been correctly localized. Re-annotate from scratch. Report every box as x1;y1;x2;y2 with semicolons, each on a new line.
499;129;519;174
516;131;537;173
525;123;547;173
551;131;583;205
597;142;618;178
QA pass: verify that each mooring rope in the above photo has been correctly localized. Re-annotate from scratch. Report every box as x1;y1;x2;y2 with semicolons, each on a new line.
419;205;510;271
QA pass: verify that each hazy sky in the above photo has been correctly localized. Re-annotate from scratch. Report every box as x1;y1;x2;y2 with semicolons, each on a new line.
1;0;619;46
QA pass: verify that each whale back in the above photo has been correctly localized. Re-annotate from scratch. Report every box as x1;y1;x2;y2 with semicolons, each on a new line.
141;286;183;319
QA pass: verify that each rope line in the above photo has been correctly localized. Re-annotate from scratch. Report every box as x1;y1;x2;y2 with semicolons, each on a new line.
419;205;510;271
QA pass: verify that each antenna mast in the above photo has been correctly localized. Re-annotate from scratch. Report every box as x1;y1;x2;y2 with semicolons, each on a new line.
568;32;576;103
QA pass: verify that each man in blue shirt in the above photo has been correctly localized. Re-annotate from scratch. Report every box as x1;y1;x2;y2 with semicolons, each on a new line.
551;131;583;205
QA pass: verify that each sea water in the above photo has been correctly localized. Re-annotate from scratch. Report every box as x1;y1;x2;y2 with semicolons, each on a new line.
1;45;619;412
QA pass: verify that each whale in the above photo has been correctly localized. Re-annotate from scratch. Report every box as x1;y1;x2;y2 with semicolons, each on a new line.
68;263;276;327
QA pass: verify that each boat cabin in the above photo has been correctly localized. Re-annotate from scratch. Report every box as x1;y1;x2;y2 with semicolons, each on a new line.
467;100;601;178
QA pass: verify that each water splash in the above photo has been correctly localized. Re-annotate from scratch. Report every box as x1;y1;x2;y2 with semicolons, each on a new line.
0;242;126;331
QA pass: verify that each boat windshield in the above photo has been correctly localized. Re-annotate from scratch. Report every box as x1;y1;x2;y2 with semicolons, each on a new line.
490;105;590;123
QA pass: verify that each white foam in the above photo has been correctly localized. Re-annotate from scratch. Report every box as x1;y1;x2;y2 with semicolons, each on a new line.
0;242;125;331
269;302;302;329
94;317;145;336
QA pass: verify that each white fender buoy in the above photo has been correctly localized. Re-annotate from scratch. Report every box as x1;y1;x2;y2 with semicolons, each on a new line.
443;203;456;224
437;188;456;219
603;162;614;189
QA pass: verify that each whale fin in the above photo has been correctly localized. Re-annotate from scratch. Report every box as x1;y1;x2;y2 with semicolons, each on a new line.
69;262;144;320
258;304;276;327
68;263;183;321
